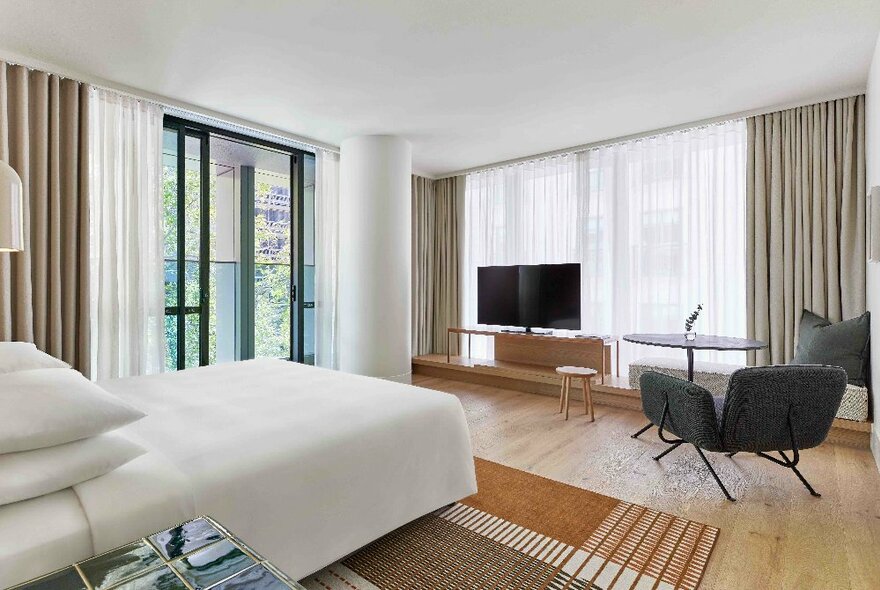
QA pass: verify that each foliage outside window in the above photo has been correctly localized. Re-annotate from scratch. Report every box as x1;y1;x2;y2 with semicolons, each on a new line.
162;161;294;369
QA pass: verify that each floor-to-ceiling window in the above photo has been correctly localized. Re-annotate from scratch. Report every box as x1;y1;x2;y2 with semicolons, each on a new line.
462;120;747;368
162;117;315;370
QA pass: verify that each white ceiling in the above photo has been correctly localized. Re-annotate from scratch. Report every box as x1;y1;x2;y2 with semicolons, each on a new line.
1;0;879;177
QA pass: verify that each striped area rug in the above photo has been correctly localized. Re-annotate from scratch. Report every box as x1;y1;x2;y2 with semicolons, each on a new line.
302;458;718;590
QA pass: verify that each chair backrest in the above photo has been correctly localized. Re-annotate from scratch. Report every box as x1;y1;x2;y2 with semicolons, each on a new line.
720;365;847;453
640;371;724;451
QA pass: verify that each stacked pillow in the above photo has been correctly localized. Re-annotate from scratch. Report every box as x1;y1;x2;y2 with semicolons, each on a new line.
0;342;146;505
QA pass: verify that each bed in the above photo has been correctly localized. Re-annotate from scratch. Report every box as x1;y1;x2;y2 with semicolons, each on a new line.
0;359;477;588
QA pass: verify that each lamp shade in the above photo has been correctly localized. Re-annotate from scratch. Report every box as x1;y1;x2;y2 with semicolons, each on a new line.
0;160;24;252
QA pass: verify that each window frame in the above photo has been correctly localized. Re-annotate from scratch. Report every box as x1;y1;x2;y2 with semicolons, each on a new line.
162;115;312;369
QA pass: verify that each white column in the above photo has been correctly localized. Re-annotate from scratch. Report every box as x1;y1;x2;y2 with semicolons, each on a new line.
338;135;412;378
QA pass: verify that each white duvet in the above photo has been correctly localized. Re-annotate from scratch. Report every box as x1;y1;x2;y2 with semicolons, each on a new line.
0;360;476;587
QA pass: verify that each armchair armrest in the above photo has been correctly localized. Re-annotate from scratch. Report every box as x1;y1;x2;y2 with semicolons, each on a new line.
640;371;724;452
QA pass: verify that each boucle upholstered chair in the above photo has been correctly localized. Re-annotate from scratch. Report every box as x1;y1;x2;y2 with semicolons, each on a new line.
639;365;847;501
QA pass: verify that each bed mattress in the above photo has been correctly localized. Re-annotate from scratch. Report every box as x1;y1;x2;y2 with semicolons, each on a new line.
1;359;476;588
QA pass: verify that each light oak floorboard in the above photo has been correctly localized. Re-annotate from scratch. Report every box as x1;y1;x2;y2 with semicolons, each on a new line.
410;374;880;590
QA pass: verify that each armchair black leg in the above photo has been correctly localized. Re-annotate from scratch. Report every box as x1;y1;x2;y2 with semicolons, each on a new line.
757;450;822;497
694;446;736;501
789;464;821;497
754;412;823;498
631;422;653;439
653;441;683;461
776;454;822;498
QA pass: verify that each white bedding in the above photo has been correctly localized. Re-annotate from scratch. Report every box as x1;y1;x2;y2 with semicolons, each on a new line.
0;489;93;587
0;453;196;589
75;360;473;581
73;452;196;551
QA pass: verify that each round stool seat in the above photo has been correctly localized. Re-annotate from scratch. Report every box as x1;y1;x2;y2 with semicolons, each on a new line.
556;366;598;377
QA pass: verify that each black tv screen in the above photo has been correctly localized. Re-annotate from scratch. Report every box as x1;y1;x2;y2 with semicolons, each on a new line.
477;263;581;330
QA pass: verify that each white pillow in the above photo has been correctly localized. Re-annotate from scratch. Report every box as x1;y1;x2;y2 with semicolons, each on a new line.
0;434;146;505
0;368;145;454
0;342;69;374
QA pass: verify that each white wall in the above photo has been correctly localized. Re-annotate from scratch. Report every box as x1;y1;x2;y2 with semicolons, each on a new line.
337;136;413;379
867;32;880;469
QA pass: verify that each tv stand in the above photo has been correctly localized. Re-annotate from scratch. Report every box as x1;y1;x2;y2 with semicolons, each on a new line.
501;327;550;334
446;327;618;384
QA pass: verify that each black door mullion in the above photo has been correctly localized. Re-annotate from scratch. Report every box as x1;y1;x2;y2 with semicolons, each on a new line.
292;154;305;362
198;131;210;366
175;125;186;370
240;166;256;360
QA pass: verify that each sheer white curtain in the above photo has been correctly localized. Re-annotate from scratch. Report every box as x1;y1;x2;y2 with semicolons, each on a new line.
88;88;165;379
463;153;587;357
315;149;340;368
463;120;747;367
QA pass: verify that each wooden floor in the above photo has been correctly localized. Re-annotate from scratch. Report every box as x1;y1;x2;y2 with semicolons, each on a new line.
410;374;880;590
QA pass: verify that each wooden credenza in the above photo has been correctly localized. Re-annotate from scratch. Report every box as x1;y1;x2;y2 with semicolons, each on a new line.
447;327;618;383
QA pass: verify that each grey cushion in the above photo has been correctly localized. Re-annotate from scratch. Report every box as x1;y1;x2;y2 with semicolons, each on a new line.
791;310;870;386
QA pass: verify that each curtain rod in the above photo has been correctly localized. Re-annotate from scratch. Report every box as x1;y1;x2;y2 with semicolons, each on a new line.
437;88;865;179
0;52;340;155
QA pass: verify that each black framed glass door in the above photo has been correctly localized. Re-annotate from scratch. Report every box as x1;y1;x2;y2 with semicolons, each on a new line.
162;116;314;370
162;124;209;370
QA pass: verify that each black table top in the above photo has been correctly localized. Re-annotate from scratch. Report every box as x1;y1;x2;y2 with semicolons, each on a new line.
622;333;767;351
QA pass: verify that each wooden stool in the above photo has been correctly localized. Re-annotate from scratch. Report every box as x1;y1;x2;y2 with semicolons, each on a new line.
556;366;598;421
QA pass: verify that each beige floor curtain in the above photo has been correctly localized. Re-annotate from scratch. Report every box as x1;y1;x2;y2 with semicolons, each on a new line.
0;62;90;373
746;95;866;365
412;175;463;356
412;176;435;356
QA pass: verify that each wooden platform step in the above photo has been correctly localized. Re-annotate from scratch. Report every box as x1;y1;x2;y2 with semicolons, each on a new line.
412;354;873;449
413;354;640;411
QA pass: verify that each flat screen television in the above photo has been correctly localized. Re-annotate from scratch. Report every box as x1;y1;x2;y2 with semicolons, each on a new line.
477;263;581;331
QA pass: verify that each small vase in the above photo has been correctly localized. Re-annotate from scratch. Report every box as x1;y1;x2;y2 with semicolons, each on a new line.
684;331;696;341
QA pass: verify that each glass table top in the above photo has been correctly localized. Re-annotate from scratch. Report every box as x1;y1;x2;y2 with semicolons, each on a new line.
9;516;305;590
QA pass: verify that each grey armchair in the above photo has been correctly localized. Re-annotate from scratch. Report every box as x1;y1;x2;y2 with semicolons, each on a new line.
639;365;847;501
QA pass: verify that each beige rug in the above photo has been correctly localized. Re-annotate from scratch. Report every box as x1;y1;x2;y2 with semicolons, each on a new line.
301;458;718;590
